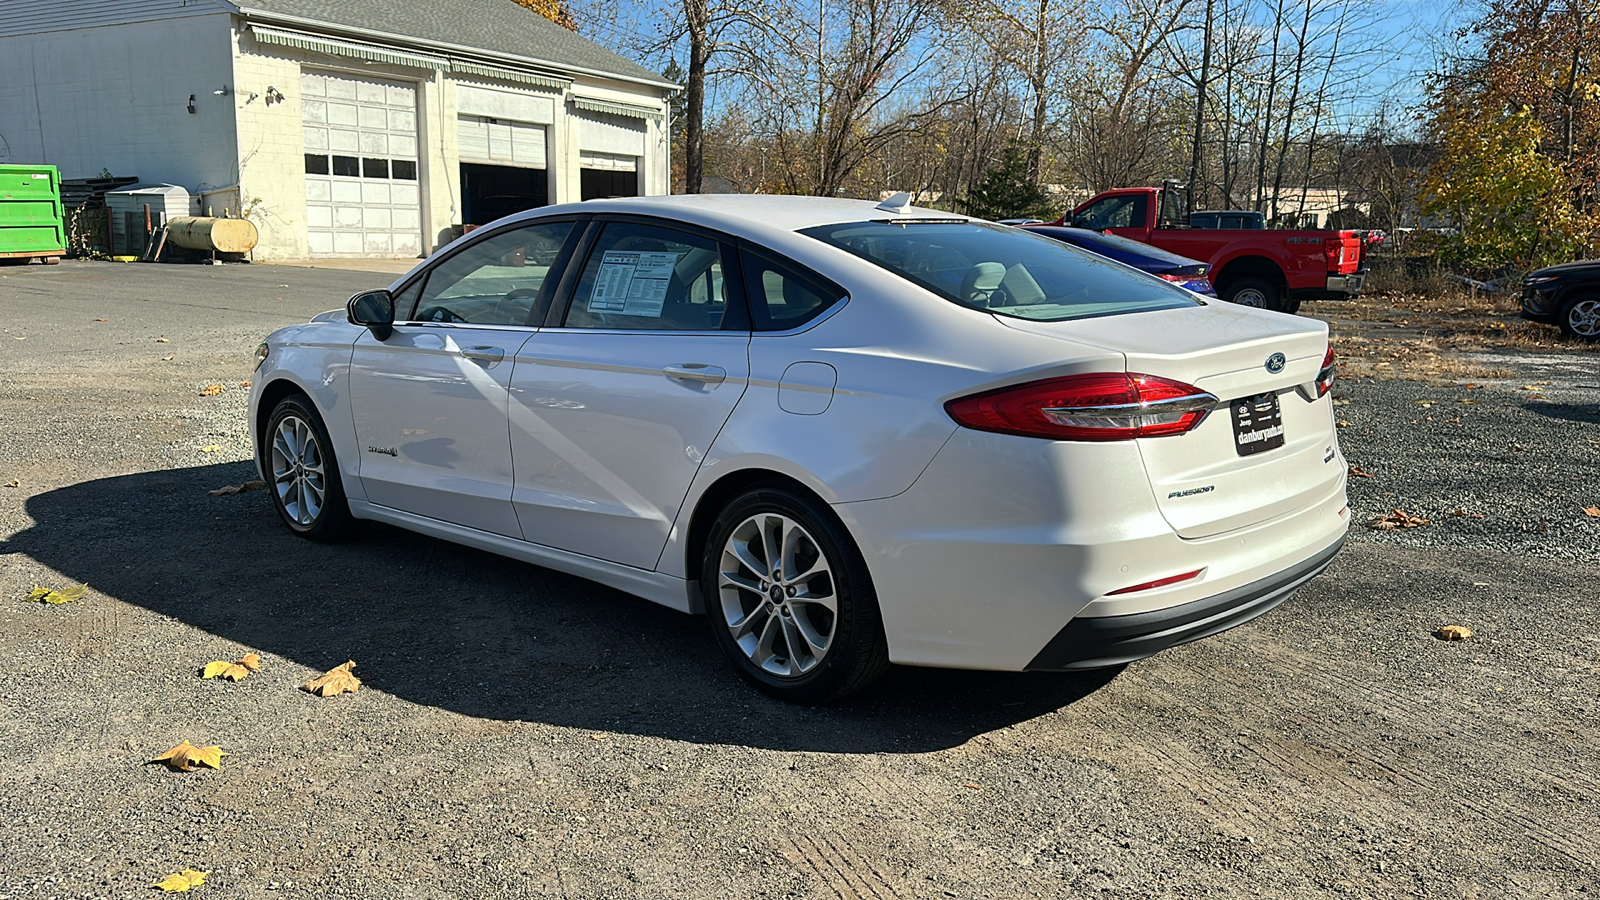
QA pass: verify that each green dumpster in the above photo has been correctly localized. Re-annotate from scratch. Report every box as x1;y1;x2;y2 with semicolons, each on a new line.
0;164;67;265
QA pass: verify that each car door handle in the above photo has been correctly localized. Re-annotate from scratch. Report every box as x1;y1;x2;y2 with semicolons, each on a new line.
461;346;505;363
663;363;726;385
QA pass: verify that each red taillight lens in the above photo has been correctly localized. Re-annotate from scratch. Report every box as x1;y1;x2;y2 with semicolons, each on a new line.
1108;568;1205;595
1315;345;1335;398
946;373;1218;441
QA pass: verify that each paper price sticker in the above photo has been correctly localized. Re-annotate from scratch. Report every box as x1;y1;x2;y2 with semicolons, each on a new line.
587;250;681;317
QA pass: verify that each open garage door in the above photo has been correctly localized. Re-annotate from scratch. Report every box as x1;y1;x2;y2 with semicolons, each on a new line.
301;71;422;257
457;115;548;226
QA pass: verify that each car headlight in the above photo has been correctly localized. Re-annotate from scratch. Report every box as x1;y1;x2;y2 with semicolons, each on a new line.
1524;275;1560;287
254;342;270;371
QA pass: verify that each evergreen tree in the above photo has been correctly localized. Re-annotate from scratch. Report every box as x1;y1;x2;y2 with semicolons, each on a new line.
961;143;1056;222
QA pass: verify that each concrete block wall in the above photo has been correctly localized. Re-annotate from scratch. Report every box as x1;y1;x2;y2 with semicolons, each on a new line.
0;14;238;189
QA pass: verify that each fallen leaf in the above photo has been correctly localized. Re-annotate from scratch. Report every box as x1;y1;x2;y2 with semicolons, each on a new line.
208;480;265;496
963;782;983;790
591;733;608;741
154;869;208;893
1348;465;1375;478
93;318;106;322
1367;509;1429;530
199;445;223;453
1584;506;1600;518
161;355;175;361
1336;419;1352;427
151;740;227;772
1521;385;1542;391
304;660;361;697
239;380;251;388
198;385;224;397
3;480;17;488
28;583;87;604
155;338;170;343
1435;625;1473;641
201;652;259;682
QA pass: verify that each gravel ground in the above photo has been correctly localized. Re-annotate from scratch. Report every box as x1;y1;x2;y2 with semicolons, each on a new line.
1;262;1597;899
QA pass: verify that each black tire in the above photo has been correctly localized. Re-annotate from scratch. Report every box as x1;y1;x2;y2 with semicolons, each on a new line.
1222;276;1290;312
1557;295;1600;341
701;488;889;703
262;395;355;541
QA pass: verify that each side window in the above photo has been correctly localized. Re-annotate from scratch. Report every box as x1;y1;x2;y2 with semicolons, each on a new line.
563;222;738;331
410;221;574;326
390;278;423;320
1078;196;1148;230
740;251;843;331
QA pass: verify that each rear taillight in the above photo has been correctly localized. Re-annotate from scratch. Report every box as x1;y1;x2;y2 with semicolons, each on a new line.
1315;345;1335;397
1108;568;1206;596
946;373;1219;441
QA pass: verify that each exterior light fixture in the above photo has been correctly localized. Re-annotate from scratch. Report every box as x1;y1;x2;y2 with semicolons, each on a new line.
187;95;196;114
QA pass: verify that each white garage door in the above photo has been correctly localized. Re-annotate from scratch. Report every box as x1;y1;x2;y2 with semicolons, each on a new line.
301;71;422;257
458;116;547;166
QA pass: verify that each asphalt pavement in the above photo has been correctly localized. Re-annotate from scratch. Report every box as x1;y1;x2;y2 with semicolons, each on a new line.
1;260;1596;899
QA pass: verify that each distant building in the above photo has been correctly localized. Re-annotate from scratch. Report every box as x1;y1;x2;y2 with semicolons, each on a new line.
0;0;676;258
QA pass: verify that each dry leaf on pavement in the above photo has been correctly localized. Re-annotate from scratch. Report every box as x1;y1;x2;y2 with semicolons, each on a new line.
151;741;227;772
198;385;224;397
208;481;266;497
28;584;87;604
155;337;170;343
154;869;208;892
199;445;222;453
3;480;18;488
304;660;361;697
1435;625;1473;641
1347;465;1375;478
1367;509;1429;530
1585;506;1600;518
201;652;261;682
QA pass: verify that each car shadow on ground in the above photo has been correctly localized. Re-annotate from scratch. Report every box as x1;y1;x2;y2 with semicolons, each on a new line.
4;464;1118;753
1524;399;1600;424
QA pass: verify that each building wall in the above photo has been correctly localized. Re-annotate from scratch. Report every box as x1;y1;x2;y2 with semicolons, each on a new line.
0;14;239;190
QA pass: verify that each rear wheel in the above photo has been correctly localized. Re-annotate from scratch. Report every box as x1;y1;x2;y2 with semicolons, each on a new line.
702;488;889;703
1558;295;1600;341
264;395;354;541
1222;276;1289;312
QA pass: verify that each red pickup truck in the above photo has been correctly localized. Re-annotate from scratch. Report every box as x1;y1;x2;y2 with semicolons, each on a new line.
1044;187;1366;313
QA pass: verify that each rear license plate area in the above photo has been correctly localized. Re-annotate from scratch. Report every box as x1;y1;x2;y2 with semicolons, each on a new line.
1230;392;1285;456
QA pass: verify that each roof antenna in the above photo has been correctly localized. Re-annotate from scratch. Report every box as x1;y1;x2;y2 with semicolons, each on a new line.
875;192;911;214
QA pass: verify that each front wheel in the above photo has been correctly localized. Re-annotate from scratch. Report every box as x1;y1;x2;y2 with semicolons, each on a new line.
264;395;354;541
1559;295;1600;341
702;488;889;703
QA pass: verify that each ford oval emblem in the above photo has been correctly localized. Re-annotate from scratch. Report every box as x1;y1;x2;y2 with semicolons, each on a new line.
1265;352;1287;374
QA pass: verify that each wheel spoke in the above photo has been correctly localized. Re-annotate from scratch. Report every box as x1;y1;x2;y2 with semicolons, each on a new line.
787;612;829;658
755;610;785;671
727;539;767;581
718;569;764;596
790;584;837;615
760;515;782;578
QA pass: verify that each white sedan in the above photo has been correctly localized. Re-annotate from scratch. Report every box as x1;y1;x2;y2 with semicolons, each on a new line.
249;194;1348;702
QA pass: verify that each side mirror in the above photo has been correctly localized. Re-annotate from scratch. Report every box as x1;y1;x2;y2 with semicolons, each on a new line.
347;289;395;341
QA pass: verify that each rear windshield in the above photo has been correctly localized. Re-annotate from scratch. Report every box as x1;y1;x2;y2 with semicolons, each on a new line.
801;220;1201;321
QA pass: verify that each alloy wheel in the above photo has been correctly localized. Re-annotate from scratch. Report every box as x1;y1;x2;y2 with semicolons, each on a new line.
1567;298;1600;337
270;415;327;527
716;513;837;677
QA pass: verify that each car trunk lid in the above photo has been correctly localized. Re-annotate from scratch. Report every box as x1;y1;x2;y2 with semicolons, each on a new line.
997;304;1342;538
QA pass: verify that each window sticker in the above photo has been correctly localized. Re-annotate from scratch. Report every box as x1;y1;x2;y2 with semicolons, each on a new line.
587;250;682;317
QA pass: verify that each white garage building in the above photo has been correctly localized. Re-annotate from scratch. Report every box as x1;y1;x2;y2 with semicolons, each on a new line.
0;0;676;258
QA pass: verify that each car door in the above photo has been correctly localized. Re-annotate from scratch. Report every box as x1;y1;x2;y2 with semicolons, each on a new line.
348;219;579;537
507;218;751;569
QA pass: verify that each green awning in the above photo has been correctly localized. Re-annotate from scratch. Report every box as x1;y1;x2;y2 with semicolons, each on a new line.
249;25;448;69
450;61;568;91
572;96;662;120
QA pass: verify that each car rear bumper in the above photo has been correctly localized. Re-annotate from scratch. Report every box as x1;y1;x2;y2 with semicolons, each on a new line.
834;428;1350;671
1025;534;1344;670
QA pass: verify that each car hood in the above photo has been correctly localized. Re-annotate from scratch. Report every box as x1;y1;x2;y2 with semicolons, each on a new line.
311;309;345;323
1527;260;1600;278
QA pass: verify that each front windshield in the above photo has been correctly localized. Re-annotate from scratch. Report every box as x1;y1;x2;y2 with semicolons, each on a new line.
801;220;1200;322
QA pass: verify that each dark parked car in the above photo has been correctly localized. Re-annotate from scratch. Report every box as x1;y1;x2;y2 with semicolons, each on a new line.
1520;261;1600;341
1023;225;1217;296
